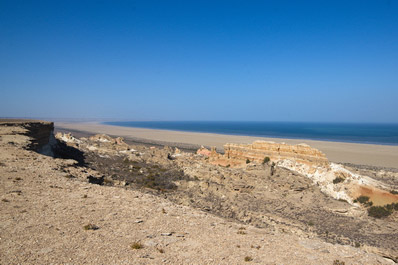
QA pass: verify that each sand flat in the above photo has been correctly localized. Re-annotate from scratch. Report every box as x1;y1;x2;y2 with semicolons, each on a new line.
56;122;398;168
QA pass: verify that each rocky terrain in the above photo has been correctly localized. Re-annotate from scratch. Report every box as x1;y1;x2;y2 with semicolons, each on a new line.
208;141;329;166
1;120;397;264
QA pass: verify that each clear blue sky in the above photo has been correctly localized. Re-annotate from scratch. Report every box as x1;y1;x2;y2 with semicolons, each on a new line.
1;0;397;122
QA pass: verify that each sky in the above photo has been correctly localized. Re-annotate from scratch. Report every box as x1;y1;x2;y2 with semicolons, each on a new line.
0;0;397;122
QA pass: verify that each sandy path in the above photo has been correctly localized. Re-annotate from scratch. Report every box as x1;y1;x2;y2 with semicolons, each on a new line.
56;122;398;168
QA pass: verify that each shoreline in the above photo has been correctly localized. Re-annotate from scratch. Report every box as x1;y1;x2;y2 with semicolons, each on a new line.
55;121;398;168
103;121;398;147
54;127;203;154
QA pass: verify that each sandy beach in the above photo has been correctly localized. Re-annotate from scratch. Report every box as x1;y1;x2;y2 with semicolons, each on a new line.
56;122;398;168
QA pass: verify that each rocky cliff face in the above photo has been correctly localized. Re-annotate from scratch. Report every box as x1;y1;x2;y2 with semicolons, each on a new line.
0;119;54;154
225;141;328;165
198;140;328;167
198;141;398;208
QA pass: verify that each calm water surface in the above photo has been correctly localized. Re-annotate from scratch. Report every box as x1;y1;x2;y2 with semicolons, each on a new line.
104;121;398;146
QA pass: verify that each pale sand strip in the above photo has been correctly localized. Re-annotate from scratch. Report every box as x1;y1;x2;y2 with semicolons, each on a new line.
56;122;398;168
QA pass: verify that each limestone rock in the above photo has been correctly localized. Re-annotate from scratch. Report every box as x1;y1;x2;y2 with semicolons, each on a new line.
89;134;114;143
197;146;211;156
223;141;328;166
55;132;81;145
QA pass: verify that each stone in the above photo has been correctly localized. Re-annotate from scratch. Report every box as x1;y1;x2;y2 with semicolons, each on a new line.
197;146;211;156
224;141;328;165
200;140;328;167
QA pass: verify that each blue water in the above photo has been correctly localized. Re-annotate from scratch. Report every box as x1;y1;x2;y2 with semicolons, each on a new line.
103;121;398;146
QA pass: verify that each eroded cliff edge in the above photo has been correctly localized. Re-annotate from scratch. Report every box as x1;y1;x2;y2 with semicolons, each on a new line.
0;119;55;154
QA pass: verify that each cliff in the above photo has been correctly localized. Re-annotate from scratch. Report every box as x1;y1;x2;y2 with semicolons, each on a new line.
198;140;328;167
225;141;328;164
0;119;54;154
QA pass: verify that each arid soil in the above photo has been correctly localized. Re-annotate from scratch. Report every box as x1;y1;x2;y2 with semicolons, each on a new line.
60;133;398;260
0;121;396;264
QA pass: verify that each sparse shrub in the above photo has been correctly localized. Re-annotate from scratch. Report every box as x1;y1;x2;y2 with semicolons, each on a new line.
244;256;253;262
246;159;250;164
354;195;373;207
355;195;370;204
226;164;230;168
386;202;398;211
308;221;314;226
83;223;99;230
390;190;398;195
366;202;398;218
333;177;344;184
83;194;88;198
130;241;143;249
338;199;347;203
262;157;270;164
368;206;392;218
64;174;75;179
2;198;10;202
333;260;345;265
237;230;247;235
355;242;360;248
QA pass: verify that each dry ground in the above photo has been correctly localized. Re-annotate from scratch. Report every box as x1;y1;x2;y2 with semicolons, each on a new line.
0;125;392;264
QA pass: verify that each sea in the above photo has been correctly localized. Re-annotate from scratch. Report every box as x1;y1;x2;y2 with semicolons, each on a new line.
103;121;398;146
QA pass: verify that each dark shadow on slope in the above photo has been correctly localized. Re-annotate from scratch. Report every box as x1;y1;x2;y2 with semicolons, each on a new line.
53;139;86;166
